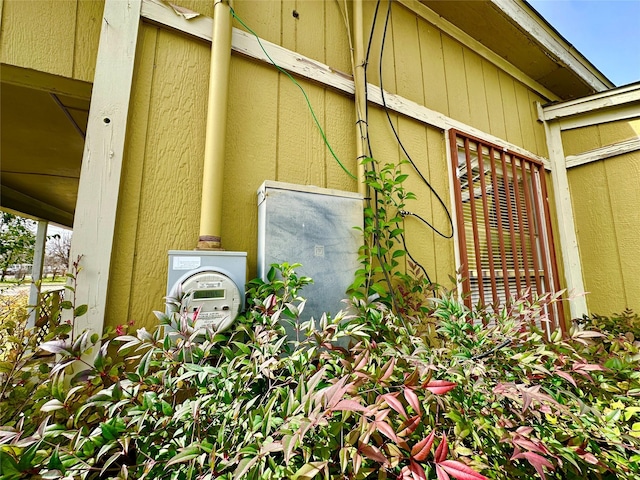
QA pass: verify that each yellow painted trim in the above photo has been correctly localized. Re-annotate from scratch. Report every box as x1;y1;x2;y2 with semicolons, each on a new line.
0;64;92;99
1;186;74;227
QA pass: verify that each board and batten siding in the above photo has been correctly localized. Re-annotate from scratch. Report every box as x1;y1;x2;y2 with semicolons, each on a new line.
106;0;560;330
364;1;549;157
563;119;640;315
107;2;364;332
0;0;104;83
0;0;549;330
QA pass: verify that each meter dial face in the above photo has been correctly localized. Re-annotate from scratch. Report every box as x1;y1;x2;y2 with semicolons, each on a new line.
178;270;241;333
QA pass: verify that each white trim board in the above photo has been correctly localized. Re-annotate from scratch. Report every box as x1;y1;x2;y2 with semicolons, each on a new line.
566;137;640;169
69;0;142;339
556;104;640;132
542;83;640;122
542;121;588;318
140;0;549;168
491;0;612;93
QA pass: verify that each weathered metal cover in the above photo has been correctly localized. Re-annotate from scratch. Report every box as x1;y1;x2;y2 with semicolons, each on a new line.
257;181;363;332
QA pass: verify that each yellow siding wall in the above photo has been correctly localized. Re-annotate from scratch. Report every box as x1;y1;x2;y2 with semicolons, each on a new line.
107;3;364;331
364;2;549;157
564;119;640;314
0;0;104;83
102;1;554;330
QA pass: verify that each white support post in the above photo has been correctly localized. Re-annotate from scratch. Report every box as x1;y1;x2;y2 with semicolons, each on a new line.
542;119;588;318
69;0;142;339
27;220;48;328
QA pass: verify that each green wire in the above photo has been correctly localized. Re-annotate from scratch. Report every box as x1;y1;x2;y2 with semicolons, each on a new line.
230;8;357;180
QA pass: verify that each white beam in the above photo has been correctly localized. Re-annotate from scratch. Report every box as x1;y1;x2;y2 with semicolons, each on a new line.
140;0;549;169
491;0;612;93
542;120;588;318
557;104;640;131
27;220;48;328
69;0;142;339
141;0;212;40
566;137;640;169
542;83;640;121
141;0;356;96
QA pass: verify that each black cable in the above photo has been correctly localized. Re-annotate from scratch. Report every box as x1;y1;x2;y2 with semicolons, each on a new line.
361;0;386;291
378;0;454;242
472;339;512;360
363;0;382;159
356;0;406;325
400;210;451;240
375;0;434;287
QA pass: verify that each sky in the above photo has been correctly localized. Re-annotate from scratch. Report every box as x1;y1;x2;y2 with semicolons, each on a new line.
528;0;640;87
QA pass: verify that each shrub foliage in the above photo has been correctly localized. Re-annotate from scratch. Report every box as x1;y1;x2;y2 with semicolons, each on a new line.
1;263;639;480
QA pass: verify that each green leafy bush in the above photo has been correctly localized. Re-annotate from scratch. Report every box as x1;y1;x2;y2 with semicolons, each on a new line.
0;287;70;436
1;264;639;479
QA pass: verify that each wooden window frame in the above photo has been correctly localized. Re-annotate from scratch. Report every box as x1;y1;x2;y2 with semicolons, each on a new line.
448;129;566;334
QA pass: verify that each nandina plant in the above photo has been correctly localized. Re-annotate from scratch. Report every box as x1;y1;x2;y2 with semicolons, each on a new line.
1;263;638;479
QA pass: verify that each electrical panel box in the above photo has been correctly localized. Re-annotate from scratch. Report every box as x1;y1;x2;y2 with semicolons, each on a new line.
166;250;247;333
257;181;363;332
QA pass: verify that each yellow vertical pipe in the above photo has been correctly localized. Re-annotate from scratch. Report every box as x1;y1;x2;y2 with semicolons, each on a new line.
198;0;233;250
353;0;367;196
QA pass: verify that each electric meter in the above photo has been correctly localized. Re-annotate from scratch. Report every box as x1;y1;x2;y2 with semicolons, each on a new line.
166;251;247;334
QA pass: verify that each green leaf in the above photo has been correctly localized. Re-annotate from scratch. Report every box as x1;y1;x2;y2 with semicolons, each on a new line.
74;304;88;317
47;448;64;472
161;400;173;416
17;444;38;472
0;450;20;477
293;461;328;480
100;422;119;441
370;282;388;297
60;300;73;309
165;446;201;467
41;399;65;412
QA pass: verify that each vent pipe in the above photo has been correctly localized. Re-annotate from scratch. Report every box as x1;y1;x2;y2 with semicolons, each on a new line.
353;0;367;195
198;0;233;250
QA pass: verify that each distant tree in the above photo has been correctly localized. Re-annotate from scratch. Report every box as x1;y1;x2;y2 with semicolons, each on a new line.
45;231;72;280
0;213;36;282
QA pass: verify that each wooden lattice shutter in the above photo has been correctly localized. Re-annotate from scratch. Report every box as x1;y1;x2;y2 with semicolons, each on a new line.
449;130;565;334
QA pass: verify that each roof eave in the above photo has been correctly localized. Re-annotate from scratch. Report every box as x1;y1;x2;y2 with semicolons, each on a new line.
499;0;614;91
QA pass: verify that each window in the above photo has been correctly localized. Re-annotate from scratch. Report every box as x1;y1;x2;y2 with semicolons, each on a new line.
449;130;565;333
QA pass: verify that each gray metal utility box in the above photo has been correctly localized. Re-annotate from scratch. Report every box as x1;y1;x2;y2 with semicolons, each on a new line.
257;181;363;328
